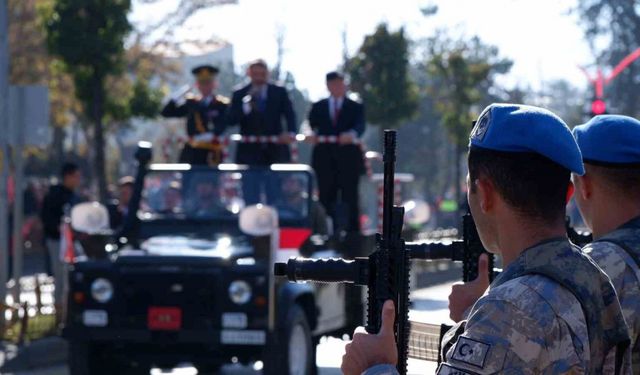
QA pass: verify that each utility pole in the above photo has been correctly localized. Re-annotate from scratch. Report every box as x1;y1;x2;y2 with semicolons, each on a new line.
0;0;11;315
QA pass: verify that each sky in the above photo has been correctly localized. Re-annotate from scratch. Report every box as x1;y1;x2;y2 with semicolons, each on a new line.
131;0;594;100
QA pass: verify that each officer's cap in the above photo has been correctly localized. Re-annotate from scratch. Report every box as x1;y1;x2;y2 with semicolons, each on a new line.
470;103;585;175
326;71;345;81
573;115;640;167
191;65;219;82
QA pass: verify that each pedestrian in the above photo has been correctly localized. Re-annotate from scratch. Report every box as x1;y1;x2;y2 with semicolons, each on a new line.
308;71;365;234
40;162;82;321
572;115;640;370
107;176;134;229
161;64;228;165
226;59;297;166
341;104;631;374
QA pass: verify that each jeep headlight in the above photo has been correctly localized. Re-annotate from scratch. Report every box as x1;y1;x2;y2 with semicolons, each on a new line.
90;278;113;303
228;280;252;305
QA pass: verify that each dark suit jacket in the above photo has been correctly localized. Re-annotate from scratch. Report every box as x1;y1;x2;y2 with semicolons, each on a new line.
226;83;297;135
308;97;365;136
161;95;228;136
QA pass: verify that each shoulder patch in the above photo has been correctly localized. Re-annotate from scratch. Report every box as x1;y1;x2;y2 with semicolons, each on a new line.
451;337;491;369
216;95;230;104
437;363;480;375
471;108;491;142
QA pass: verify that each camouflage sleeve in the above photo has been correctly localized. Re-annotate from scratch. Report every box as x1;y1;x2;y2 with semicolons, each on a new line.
361;364;399;375
584;242;639;373
437;292;585;375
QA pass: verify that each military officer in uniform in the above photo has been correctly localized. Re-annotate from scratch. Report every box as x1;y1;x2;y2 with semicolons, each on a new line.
161;65;228;165
308;71;365;234
572;115;640;370
341;104;631;375
226;59;297;166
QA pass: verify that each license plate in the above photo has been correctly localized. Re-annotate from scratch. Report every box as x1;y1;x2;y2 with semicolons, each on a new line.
222;312;248;329
220;330;266;345
83;310;108;327
148;307;182;330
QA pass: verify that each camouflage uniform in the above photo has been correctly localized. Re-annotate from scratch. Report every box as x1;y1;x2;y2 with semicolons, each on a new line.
584;216;640;373
363;239;631;375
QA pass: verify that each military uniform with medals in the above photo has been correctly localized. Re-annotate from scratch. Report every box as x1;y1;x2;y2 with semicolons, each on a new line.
161;65;228;165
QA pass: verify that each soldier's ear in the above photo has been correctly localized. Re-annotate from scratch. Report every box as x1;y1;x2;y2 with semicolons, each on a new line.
475;177;494;214
574;174;592;201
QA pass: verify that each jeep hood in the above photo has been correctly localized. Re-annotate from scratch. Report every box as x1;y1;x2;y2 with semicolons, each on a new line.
120;235;253;258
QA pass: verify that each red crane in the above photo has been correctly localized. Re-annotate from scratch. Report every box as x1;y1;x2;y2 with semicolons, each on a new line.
580;48;640;115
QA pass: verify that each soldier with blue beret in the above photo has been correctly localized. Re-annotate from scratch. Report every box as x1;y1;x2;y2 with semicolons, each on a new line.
340;104;631;375
572;114;640;371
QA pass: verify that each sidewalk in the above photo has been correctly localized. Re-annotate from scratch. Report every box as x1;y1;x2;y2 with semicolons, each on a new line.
0;337;68;374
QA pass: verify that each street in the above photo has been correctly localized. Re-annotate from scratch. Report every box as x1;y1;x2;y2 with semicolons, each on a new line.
3;282;453;375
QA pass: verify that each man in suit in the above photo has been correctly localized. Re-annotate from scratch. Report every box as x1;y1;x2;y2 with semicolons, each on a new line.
226;59;297;166
161;65;228;165
308;71;365;234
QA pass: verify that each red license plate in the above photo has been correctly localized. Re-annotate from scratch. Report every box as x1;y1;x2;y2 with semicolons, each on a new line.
148;307;182;331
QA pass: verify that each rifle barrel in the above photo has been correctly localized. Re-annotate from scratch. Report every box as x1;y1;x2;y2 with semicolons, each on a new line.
273;257;368;285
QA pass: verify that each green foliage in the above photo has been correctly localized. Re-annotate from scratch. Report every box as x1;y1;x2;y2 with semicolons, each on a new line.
46;0;132;118
46;0;133;200
46;0;131;78
129;79;164;119
347;24;418;128
425;33;512;149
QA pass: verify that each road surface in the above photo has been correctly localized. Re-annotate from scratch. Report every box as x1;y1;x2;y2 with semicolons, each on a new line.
4;283;455;375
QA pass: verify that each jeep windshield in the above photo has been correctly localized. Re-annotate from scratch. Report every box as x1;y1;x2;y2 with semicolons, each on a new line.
139;165;312;222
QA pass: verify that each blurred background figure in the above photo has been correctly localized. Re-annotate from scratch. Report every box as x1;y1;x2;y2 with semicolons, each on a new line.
161;65;228;165
39;162;82;319
308;71;365;235
227;59;297;165
184;175;227;217
107;176;134;229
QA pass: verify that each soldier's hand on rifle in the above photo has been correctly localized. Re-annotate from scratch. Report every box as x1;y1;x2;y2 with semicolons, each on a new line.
448;253;490;322
339;132;356;145
341;300;398;375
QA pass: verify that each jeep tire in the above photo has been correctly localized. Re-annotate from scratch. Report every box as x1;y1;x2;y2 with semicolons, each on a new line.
266;304;316;375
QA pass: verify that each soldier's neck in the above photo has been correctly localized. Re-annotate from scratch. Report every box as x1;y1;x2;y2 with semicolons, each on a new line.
590;196;640;239
496;213;567;267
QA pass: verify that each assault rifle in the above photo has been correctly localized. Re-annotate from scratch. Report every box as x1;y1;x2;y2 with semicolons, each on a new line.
273;130;494;373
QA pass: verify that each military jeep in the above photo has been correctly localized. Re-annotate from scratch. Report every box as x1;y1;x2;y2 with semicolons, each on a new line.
62;143;362;374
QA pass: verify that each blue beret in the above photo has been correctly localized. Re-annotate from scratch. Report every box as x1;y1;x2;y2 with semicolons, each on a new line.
572;115;640;166
470;103;585;175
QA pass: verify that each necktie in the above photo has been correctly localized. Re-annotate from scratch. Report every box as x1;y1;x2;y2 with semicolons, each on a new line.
333;98;340;126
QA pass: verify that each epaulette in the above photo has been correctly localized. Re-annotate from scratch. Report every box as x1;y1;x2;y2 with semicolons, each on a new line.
216;95;230;105
185;93;200;101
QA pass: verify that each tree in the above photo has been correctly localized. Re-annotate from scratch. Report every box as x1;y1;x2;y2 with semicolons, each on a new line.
138;0;237;40
425;32;512;209
347;24;418;130
8;0;83;174
46;0;132;201
575;0;640;117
